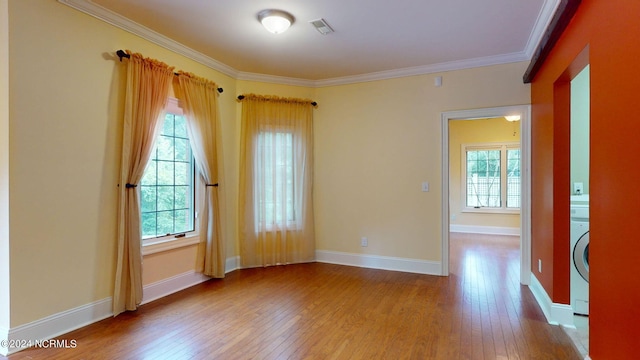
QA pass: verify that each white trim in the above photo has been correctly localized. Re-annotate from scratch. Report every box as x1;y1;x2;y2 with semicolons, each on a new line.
142;235;201;256
524;0;562;59
314;52;528;87
4;271;208;355
3;256;240;356
226;256;240;273
0;325;8;356
441;105;532;284
4;298;112;355
449;225;520;236
460;142;522;213
57;0;238;79
315;250;441;275
529;273;575;326
235;71;316;88
141;271;210;305
520;105;532;285
441;112;451;276
57;0;558;88
141;255;241;304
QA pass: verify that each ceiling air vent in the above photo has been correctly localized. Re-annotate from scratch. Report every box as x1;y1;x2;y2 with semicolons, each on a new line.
309;18;334;35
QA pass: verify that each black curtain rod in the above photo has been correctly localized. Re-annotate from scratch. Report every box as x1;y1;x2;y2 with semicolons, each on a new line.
116;50;223;94
237;95;317;107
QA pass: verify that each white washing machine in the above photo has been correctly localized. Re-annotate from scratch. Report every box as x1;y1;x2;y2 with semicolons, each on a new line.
570;204;589;315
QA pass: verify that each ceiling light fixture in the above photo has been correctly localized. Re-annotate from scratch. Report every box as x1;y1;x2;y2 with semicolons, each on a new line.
258;9;294;34
505;115;521;122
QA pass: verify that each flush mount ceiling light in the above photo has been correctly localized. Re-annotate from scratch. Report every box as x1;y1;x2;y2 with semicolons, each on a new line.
505;115;521;122
258;9;294;34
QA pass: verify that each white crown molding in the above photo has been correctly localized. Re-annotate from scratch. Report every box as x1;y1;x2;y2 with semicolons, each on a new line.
523;0;561;58
58;0;554;88
57;0;238;79
236;71;315;88
314;51;529;87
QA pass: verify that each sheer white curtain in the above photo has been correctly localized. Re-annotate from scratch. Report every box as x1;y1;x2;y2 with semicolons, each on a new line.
239;94;315;267
174;72;226;277
114;51;174;316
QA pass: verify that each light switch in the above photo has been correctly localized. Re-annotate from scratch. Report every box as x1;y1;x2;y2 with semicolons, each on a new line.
422;182;429;192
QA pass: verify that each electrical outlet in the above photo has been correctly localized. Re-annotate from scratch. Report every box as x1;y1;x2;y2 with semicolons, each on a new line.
361;237;368;247
573;182;584;195
538;259;542;273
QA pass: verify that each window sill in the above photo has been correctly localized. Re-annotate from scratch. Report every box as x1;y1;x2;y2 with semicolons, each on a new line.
462;208;520;215
142;233;200;256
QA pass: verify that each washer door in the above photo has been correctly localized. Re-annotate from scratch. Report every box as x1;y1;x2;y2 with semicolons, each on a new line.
573;230;589;282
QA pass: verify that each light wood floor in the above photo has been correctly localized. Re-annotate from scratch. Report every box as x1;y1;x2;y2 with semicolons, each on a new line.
5;233;580;359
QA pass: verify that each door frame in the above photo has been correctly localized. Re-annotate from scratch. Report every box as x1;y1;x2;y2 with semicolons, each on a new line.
441;105;532;285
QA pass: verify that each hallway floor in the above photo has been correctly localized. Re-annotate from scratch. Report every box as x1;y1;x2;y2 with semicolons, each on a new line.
449;232;584;359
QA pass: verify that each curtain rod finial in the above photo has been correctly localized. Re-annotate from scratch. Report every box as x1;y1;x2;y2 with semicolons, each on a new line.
116;50;130;62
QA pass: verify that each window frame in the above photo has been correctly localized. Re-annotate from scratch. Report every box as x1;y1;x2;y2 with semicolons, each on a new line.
141;98;201;251
461;142;521;215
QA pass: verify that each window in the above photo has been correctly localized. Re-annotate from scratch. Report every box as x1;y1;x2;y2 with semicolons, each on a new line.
255;131;295;227
140;106;196;239
463;143;520;212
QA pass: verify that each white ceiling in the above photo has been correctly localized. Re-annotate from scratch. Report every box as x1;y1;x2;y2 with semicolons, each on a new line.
62;0;558;84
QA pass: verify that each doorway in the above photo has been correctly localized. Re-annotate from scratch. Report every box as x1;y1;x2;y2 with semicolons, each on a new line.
441;105;531;285
567;63;590;356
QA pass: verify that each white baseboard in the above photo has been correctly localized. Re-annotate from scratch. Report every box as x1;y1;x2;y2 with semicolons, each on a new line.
141;270;211;305
226;256;240;273
450;224;520;236
3;256;239;356
5;297;112;355
315;250;441;275
528;273;574;326
142;255;242;305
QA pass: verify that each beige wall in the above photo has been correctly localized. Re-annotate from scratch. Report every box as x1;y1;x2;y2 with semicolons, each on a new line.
448;118;520;229
7;0;237;326
6;0;530;330
1;0;10;334
314;64;530;260
142;245;202;285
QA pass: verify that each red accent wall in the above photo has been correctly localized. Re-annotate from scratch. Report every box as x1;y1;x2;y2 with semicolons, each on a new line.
531;0;640;358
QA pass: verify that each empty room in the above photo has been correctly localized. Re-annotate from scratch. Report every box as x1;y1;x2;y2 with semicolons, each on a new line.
1;1;639;359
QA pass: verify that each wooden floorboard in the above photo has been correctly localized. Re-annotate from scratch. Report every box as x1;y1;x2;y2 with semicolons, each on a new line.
4;233;581;359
